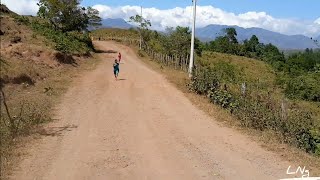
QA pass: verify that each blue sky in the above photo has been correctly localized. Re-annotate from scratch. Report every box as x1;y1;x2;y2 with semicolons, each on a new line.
82;0;320;20
2;0;320;36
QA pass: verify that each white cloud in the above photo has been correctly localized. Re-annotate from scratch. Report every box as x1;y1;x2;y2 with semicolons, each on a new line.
1;0;319;37
1;0;39;15
94;5;320;37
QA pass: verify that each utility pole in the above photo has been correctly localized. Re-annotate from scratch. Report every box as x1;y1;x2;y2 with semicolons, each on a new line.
188;0;197;78
139;6;142;49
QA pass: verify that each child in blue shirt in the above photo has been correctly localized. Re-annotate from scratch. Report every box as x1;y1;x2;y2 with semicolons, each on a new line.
113;59;120;80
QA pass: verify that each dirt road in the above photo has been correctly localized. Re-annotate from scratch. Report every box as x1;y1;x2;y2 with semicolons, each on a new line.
12;41;293;180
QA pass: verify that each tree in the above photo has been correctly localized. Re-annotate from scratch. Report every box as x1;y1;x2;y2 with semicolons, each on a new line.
207;28;240;55
194;38;204;56
37;0;101;32
244;35;260;57
86;7;102;30
168;26;191;57
142;26;203;58
129;15;151;49
248;35;259;51
261;43;285;62
214;36;230;53
129;15;151;30
224;28;238;44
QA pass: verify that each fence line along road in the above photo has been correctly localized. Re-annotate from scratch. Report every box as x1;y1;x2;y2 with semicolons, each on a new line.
91;36;190;72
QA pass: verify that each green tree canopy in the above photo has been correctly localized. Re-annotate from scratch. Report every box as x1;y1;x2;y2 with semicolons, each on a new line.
86;7;102;30
224;28;238;44
129;14;151;48
37;0;101;32
129;15;151;30
168;26;191;57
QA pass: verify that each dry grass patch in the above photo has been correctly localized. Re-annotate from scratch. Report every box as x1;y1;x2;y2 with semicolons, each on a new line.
0;52;101;179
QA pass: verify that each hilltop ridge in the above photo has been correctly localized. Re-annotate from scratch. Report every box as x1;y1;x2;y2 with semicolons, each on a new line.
95;17;318;49
196;24;318;49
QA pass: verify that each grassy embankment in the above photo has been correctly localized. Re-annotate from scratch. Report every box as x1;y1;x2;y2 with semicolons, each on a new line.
0;5;101;177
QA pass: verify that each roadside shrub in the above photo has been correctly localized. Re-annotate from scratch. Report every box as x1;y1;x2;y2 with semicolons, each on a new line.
30;21;93;55
284;73;320;102
283;110;315;152
189;67;218;94
208;89;238;111
0;94;51;137
68;31;94;50
13;15;30;25
0;90;52;177
311;129;320;156
233;97;279;131
211;60;240;83
190;66;239;112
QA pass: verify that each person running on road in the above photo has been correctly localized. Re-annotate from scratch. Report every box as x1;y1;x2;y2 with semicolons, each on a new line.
113;59;120;80
118;52;122;63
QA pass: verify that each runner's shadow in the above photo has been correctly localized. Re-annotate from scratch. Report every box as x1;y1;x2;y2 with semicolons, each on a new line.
95;49;117;54
118;79;126;81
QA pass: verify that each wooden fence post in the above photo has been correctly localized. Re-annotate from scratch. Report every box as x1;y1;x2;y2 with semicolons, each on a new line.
241;82;247;97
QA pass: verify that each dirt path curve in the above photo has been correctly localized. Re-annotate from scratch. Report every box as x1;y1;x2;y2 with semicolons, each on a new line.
11;41;293;180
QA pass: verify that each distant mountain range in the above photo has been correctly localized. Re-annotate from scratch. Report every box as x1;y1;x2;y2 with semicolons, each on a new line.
196;25;318;49
101;18;133;29
99;18;320;50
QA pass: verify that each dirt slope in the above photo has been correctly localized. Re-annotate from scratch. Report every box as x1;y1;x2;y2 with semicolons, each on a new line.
11;41;294;180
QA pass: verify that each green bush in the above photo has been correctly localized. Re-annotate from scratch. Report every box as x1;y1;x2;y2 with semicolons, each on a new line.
284;73;320;102
235;98;283;131
30;21;93;55
190;65;239;112
208;89;238;110
211;60;240;83
13;15;30;25
1;97;51;138
189;67;217;94
310;129;320;156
